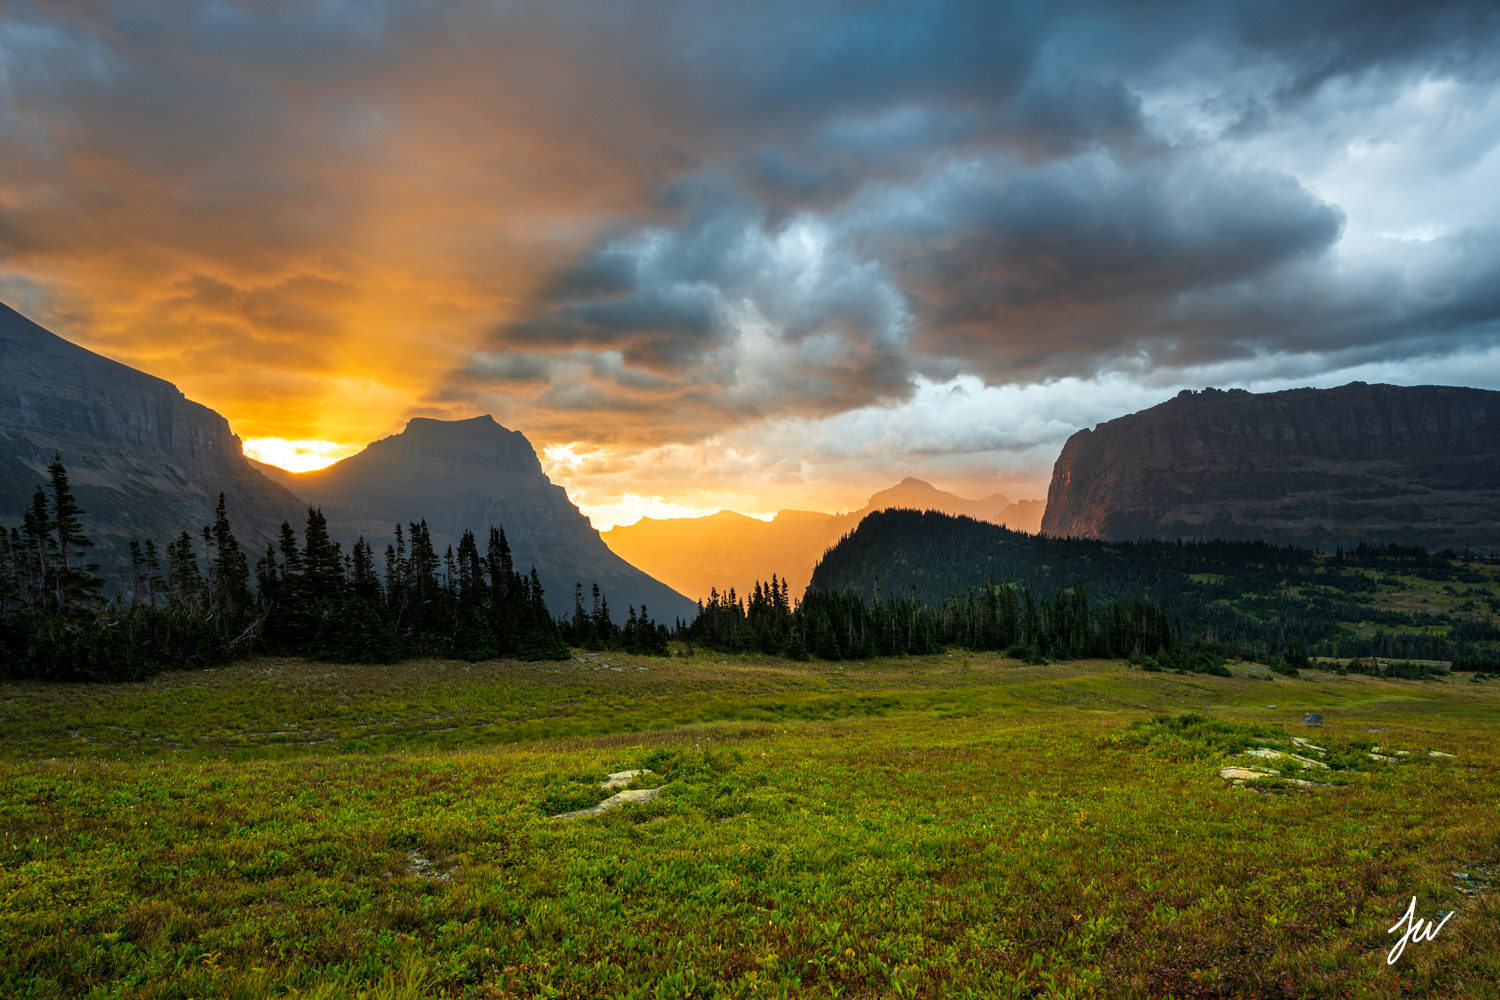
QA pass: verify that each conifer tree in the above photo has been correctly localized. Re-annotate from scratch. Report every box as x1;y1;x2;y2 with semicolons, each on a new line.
165;531;202;602
22;486;51;606
209;494;251;620
278;521;303;577
46;456;101;611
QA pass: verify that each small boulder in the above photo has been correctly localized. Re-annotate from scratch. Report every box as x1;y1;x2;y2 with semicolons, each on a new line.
1301;712;1323;725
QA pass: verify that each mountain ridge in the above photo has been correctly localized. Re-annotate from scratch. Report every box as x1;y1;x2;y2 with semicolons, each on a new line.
1041;381;1500;549
0;301;306;571
602;478;1044;603
0;302;696;621
255;414;699;621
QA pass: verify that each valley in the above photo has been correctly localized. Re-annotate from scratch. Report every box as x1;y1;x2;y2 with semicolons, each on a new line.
2;651;1496;998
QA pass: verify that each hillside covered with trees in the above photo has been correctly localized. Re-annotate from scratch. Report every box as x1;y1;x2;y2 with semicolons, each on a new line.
0;459;667;680
807;509;1500;666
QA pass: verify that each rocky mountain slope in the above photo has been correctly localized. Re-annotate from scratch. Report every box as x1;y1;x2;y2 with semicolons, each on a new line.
602;477;1043;602
254;416;697;621
1041;382;1500;549
0;302;305;575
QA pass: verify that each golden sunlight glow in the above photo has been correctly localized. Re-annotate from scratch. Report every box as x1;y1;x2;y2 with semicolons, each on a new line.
572;494;777;532
242;438;361;473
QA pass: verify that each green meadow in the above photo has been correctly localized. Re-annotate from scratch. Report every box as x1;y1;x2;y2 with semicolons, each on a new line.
2;652;1496;998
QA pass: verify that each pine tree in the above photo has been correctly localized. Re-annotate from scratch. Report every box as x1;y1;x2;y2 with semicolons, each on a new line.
351;538;381;605
166;531;202;602
278;521;303;577
143;540;161;608
22;485;51;608
209;494;251;621
44;457;102;612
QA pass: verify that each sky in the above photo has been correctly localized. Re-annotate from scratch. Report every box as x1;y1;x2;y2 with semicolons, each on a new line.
3;1;1499;529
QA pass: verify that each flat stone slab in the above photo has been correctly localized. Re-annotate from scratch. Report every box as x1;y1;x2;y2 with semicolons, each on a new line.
1291;737;1327;753
1220;766;1340;790
1243;747;1326;767
1289;752;1330;769
601;769;653;790
553;787;662;821
1429;750;1457;758
1283;777;1341;789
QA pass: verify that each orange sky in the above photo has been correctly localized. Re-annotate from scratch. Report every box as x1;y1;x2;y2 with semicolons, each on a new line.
6;3;1499;530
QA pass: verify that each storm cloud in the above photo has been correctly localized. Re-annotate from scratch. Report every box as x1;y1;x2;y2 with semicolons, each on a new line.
3;0;1500;515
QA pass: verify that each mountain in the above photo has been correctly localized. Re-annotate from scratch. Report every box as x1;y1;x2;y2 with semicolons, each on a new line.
805;507;1498;663
1041;382;1500;549
994;498;1045;534
859;478;1011;523
0;302;305;574
601;477;1043;602
252;415;698;622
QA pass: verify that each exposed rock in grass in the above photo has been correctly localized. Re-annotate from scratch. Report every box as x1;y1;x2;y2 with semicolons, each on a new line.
1291;737;1326;753
1301;713;1323;725
1243;747;1327;768
601;769;652;790
407;850;451;883
1451;865;1494;896
1429;750;1457;758
553;787;662;820
1221;764;1341;791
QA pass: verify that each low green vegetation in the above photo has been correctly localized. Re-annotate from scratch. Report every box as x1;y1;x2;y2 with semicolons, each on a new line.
2;652;1496;998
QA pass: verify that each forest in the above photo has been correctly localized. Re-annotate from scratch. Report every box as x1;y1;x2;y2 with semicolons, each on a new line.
806;509;1500;668
0;458;666;680
4;463;1498;681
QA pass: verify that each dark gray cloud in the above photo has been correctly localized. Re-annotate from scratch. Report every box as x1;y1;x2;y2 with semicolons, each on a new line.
1;0;1499;457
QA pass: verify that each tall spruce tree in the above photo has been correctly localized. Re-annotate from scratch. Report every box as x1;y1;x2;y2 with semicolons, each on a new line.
46;456;101;611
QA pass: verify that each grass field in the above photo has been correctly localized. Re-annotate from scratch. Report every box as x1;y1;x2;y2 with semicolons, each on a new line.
2;651;1497;998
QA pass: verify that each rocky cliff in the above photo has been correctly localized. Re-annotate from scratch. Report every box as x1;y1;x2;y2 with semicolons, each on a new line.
0;302;306;573
254;416;698;621
1040;382;1500;549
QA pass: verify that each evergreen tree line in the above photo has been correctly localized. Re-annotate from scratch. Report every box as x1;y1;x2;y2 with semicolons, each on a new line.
805;509;1500;670
682;575;1225;670
558;581;672;656
0;459;666;680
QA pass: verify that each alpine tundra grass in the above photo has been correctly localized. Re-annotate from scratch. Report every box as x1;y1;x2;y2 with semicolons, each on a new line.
2;652;1497;998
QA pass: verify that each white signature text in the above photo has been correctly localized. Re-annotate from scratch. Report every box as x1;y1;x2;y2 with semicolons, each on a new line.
1386;896;1453;965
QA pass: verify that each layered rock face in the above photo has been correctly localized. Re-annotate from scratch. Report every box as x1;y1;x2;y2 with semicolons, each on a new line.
1041;382;1500;549
0;303;305;574
254;416;698;621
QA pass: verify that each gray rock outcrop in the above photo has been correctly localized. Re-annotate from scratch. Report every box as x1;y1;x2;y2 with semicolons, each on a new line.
1041;382;1500;549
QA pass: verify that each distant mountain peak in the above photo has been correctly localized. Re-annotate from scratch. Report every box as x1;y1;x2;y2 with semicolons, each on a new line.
395;413;519;444
255;413;696;619
404;413;501;432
